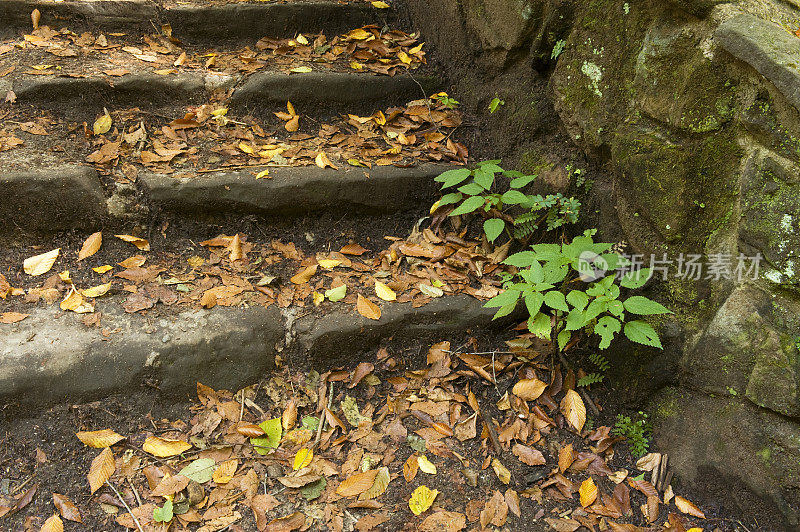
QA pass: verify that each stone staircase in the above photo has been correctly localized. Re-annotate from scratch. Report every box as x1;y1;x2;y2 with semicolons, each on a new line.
0;0;502;406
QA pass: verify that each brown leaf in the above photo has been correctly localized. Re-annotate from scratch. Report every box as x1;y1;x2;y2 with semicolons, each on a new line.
1;312;29;324
543;517;581;532
151;475;189;497
356;294;381;320
228;233;244;261
236;422;266;438
78;232;102;260
87;447;115;494
504;488;521;518
336;469;378;497
285;115;299;132
560;389;586;432
349;362;374;388
340;243;368;255
420;510;466;531
480;490;508;528
512;443;546;466
290;264;317;285
52;494;81;523
40;515;63;532
512;378;547;401
558;444;575;473
403;455;419;482
115;234;150;251
122;292;154;313
282;399;297;431
264;511;305;532
674;495;705;519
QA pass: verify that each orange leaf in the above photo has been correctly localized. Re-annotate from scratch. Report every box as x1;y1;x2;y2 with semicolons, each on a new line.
558;444;574;473
290;264;317;285
1;312;29;324
356;294;381;320
340;243;368;255
675;495;705;518
403;455;419;482
212;459;238;484
579;478;598;507
87;447;115;494
40;515;63;532
76;429;125;448
336;469;378;497
78;232;102;260
115;234;150;251
53;493;82;523
236;422;266;438
512;378;547;401
285;115;299;132
560;389;586;432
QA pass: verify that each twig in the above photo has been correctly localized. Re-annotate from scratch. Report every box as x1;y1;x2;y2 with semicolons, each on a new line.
106;480;144;532
475;397;502;455
197;164;282;174
313;381;334;449
444;350;516;356
127;477;142;507
10;473;35;495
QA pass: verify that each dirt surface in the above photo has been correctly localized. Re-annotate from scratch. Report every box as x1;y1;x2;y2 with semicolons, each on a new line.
0;332;747;532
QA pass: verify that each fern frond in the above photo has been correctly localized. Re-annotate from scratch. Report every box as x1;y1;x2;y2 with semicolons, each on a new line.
589;353;610;372
577;372;605;387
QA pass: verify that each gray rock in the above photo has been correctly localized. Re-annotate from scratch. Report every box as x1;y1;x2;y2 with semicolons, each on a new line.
0;304;284;406
0;166;106;237
141;163;448;217
716;14;800;113
230;72;440;111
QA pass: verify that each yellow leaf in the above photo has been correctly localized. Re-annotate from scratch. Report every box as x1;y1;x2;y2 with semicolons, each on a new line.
93;112;112;135
290;66;313;73
429;199;441;215
417;455;436;474
287;101;296;116
60;289;94;314
293;448;313;470
238;142;255;154
115;234;150;251
318;259;341;269
285;115;300;132
187;256;204;268
336;469;378;497
313;291;324;306
675;496;706;519
228;233;243;261
346;28;372;40
284;428;313;446
58;270;71;283
78;232;102;260
347;158;369;168
359;466;390;500
491;458;511;484
560;389;586;432
23;248;60;276
142;436;191;457
211;108;228;117
558;444;574;473
76;429;125;448
374;280;396;302
408;485;438;516
686;529;703;532
512;378;547;401
409;43;424;54
579;477;598;507
87;447;115;494
356;294;381;320
82;282;112;298
295;34;309;45
315;151;338;169
290;264;317;284
31;64;53;70
93;265;113;274
40;515;64;532
212;459;238;484
398;51;412;64
372;0;390;7
255;169;271;179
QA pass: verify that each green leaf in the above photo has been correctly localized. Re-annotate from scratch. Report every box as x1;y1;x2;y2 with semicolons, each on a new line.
483;218;505;243
492;301;518;320
484;288;521;308
178;458;215;483
503;251;538;268
528;312;551;339
519;261;544;284
595;316;621;349
302;415;320;430
300;477;327;501
584;299;607;322
477;162;504;173
439;192;463;206
557;329;571;351
566;290;589;311
509;174;537;189
251;418;282;455
607;299;625;317
341;395;369;426
544;291;569;312
524;291;544;317
325;284;347;302
624;320;663;349
564;308;587;331
542;262;568;284
153;500;173;523
620;268;652;289
489;97;504;113
449;195;485;216
407;434;427;452
458;182;485;195
500;190;529;205
623;296;671;315
435;168;471;187
473;167;495;190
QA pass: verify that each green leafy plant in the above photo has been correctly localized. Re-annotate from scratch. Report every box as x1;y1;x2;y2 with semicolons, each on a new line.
433;161;580;243
489;97;505;113
433;92;459;109
614;412;651;457
153;500;174;523
577;353;610;387
484;229;671;352
551;39;566;60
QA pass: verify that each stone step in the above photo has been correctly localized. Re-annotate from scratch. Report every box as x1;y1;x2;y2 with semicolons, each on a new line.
0;295;502;407
1;0;380;43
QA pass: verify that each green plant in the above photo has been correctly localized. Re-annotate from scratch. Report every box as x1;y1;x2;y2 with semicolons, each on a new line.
433;92;459;109
577;353;609;387
153;500;174;523
489;97;505;113
433;161;580;243
484;229;671;352
614;412;651;457
551;39;566;60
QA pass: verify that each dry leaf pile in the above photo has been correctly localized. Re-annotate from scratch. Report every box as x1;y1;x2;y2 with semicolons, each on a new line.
1;341;711;531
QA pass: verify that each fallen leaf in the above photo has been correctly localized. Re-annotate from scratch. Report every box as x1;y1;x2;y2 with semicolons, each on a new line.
375;280;396;301
78;232;102;260
337;470;379;497
579;477;598;507
93;111;112;135
420;510;465;532
359;466;390;500
0;312;28;324
40;515;63;532
212;459;238;484
409;485;438;516
142;436;191;457
512;378;547;401
76;429;125;448
24;248;60;276
115;234;150;251
82;282;112;298
53;493;81;523
675;495;705;518
178;458;215;483
491;458;511;484
561;389;586;432
87;447;115;494
60;289;95;314
264;512;305;532
403;455;419;482
315;151;338;169
512;443;545;466
340;243;368;255
290;264;317;284
417;455;437;475
93;265;113;274
236;422;265;438
356;294;381;320
293;448;313;471
558;444;574;473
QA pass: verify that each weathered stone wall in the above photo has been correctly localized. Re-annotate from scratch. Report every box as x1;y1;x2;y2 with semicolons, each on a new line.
399;0;800;525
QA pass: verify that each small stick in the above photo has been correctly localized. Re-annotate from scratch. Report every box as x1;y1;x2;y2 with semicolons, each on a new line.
475;398;502;455
657;453;669;492
10;473;35;495
649;453;662;487
313;381;334;449
127;477;142;507
106;480;144;532
196;164;288;174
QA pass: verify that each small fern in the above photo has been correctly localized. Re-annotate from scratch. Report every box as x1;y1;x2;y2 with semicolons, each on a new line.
613;412;651;458
577;372;605;387
589;353;610;372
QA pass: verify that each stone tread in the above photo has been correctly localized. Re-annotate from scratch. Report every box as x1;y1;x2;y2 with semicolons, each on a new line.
1;0;380;42
0;295;499;405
